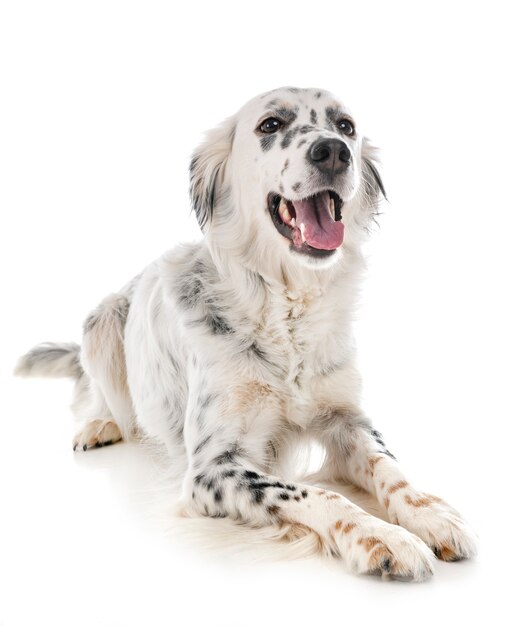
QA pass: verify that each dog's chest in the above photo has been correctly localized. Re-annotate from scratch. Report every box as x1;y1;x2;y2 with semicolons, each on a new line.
254;286;334;400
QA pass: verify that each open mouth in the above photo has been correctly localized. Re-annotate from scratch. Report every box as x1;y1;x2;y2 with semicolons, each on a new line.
268;190;344;257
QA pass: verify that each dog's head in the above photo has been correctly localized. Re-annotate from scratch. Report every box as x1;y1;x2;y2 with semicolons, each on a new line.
190;87;385;273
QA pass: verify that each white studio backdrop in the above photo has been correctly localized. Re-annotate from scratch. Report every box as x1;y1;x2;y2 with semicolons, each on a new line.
0;1;523;625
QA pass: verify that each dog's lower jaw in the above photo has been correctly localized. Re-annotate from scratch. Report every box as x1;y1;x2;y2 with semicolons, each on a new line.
289;245;342;270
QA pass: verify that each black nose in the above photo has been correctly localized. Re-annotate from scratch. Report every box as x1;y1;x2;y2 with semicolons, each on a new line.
308;138;351;175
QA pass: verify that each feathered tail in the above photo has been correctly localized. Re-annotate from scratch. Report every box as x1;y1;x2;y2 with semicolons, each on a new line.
14;342;83;379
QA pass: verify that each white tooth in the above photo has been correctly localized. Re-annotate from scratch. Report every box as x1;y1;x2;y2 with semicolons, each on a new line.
299;223;306;242
282;206;292;223
278;199;291;223
329;197;335;219
290;217;296;227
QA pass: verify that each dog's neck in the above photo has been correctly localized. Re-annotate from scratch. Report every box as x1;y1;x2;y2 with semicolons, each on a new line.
203;237;365;321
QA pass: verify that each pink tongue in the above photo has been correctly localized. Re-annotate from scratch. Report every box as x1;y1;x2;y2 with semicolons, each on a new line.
291;192;344;250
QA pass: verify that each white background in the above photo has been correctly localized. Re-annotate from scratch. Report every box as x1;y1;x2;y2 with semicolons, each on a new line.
1;1;523;624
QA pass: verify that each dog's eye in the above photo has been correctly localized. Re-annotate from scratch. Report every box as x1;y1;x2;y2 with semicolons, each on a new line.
259;118;282;134
337;119;355;136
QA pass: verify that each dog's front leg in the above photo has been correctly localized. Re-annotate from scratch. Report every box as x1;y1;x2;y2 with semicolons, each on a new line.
316;409;478;562
180;384;435;581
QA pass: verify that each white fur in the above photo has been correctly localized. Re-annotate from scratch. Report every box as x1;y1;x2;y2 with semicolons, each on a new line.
16;87;477;581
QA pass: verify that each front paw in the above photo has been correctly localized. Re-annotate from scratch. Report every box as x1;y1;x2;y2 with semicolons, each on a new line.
332;518;435;581
387;490;478;561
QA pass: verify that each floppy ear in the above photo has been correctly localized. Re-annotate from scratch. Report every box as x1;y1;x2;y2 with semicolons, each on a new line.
189;116;236;230
361;137;387;204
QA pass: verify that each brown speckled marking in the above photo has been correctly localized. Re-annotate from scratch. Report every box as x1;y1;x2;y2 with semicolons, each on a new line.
326;493;340;500
343;523;356;534
368;456;383;471
293;495;301;502
227;381;275;417
358;536;382;551
334;520;343;531
368;545;393;571
388;480;409;495
281;522;322;549
379;481;386;490
383;496;390;509
404;494;440;508
267;505;281;516
434;543;460;561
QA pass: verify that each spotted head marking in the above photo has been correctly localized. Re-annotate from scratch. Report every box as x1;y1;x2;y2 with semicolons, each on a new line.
188;86;386;274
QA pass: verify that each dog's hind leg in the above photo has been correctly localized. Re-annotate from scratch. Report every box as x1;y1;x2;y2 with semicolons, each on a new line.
14;323;130;450
71;381;122;451
74;293;135;450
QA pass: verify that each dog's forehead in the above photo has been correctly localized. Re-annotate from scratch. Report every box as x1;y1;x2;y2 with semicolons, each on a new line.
238;87;352;124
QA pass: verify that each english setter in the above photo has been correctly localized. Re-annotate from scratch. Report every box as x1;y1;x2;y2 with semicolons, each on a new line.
16;87;477;581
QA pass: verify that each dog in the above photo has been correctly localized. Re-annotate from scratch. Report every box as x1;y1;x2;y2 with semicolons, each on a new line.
15;86;477;581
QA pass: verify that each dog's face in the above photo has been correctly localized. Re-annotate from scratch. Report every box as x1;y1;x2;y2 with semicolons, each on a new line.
190;87;385;272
